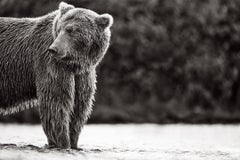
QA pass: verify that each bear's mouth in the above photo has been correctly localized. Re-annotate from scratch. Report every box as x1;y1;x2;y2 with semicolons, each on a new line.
61;56;75;61
59;56;81;68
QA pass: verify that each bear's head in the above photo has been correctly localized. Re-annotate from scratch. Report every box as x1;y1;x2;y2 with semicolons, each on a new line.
49;2;113;73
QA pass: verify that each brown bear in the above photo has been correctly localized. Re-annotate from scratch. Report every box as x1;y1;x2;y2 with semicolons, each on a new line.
0;2;113;149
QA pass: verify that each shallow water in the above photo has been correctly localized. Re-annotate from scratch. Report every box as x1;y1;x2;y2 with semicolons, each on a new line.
0;124;240;160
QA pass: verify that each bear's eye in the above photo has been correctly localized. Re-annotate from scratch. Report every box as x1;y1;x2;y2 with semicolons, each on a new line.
57;27;61;34
65;26;74;34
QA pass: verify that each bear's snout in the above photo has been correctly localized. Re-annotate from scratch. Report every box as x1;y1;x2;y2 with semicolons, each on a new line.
48;46;58;55
48;45;66;59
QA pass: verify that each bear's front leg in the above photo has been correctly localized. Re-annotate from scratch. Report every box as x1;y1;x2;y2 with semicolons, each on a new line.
69;73;96;149
37;70;75;149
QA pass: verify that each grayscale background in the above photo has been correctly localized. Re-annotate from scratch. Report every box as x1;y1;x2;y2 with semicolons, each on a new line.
1;1;240;160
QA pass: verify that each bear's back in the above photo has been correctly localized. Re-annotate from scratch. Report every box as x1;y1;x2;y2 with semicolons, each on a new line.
0;14;55;110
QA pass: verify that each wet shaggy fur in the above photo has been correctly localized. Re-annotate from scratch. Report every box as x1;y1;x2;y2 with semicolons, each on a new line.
0;2;113;149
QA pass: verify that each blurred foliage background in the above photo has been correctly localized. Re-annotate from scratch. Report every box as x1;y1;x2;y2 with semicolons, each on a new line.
1;0;240;123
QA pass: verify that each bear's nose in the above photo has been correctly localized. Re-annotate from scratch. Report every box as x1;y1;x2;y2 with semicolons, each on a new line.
48;47;58;55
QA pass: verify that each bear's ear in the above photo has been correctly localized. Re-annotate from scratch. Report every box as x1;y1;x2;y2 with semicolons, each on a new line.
59;2;75;16
95;14;113;31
